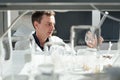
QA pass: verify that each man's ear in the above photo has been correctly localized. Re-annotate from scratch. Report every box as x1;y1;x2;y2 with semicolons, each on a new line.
34;21;39;29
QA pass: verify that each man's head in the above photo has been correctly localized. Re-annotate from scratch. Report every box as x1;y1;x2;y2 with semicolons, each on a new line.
31;11;55;39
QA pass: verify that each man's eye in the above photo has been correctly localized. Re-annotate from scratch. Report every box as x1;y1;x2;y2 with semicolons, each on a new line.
46;23;55;27
48;23;53;26
48;23;51;26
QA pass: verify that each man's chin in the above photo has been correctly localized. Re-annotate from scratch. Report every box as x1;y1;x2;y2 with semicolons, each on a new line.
48;34;52;37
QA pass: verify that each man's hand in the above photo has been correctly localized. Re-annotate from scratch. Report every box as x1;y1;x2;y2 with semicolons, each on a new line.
85;31;104;48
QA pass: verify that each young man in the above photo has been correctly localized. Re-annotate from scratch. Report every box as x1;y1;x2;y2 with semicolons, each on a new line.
31;11;103;51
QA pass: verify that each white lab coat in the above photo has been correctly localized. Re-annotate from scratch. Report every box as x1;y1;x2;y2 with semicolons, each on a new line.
29;33;75;53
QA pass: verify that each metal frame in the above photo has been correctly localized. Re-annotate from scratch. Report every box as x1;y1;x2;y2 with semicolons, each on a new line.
0;3;120;11
70;25;91;49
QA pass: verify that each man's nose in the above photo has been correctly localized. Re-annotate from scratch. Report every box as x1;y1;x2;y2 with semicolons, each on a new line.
51;24;55;31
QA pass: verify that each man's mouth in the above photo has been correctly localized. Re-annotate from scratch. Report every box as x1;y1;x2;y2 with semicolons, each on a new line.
48;31;52;34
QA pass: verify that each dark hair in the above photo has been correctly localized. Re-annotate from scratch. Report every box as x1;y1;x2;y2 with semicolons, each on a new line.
31;11;55;27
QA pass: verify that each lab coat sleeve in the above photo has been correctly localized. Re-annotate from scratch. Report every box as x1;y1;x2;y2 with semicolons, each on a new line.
49;36;76;54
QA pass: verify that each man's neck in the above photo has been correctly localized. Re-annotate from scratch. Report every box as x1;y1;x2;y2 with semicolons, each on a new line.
36;33;48;47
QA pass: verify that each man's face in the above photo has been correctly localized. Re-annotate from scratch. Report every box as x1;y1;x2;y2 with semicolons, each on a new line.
36;15;55;38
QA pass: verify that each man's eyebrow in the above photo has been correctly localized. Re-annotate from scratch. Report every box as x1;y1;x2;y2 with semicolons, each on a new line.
47;22;55;24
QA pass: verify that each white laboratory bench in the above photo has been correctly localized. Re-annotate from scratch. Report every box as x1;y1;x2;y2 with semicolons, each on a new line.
1;49;120;80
